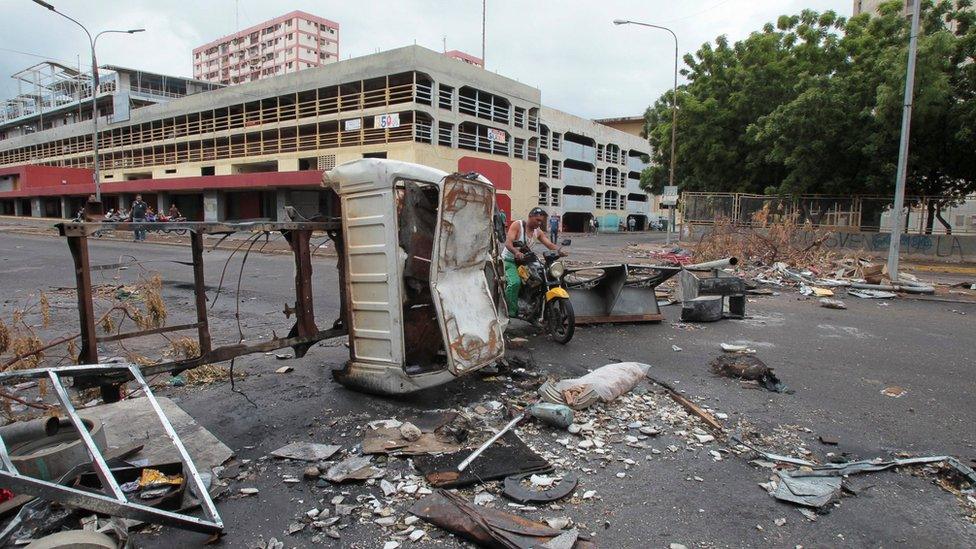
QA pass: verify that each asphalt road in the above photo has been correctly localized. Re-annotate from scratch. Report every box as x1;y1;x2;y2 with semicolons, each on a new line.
1;232;974;548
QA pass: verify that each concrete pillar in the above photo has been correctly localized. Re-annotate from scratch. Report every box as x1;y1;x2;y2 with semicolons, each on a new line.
203;190;223;222
119;194;132;213
274;189;289;222
13;200;23;216
278;158;300;172
157;193;171;215
215;164;233;176
30;197;42;217
60;196;70;219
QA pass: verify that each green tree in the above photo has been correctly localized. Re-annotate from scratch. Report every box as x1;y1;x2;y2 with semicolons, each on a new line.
643;1;976;233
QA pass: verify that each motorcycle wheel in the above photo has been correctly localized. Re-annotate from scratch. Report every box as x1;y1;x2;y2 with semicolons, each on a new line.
547;297;575;344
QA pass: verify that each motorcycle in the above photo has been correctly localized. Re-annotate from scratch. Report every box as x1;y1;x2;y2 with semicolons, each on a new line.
511;239;575;344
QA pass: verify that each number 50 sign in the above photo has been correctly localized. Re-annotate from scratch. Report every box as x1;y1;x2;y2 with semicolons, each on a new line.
375;113;401;129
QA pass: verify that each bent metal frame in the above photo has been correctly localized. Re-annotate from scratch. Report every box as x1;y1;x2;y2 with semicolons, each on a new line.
55;219;349;398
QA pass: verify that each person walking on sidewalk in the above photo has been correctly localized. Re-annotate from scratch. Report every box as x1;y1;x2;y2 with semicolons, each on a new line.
130;194;149;242
548;214;559;243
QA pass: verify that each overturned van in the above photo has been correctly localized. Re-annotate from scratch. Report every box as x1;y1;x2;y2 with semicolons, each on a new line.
323;159;508;395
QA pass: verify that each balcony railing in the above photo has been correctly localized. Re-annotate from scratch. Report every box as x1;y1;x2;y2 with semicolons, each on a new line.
563;166;595;188
538;192;549;206
562;141;596;163
458;95;510;125
457;130;510;156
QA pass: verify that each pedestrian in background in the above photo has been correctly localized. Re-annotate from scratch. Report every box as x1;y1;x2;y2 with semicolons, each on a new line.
130;194;148;242
627;216;636;232
548;214;559;242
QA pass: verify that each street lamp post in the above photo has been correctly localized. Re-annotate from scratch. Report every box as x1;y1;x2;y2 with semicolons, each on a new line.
613;19;678;243
32;0;144;202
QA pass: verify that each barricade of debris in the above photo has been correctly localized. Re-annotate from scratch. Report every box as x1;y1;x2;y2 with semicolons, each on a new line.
683;211;976;304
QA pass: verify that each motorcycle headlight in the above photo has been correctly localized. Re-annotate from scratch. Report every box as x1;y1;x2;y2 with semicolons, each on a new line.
549;261;565;278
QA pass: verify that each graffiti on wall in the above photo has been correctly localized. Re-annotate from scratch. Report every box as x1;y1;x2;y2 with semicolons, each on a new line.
798;231;970;260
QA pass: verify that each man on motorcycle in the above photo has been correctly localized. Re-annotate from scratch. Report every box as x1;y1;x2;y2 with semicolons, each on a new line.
501;207;564;317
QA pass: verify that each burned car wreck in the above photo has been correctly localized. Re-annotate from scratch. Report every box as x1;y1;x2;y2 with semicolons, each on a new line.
324;159;509;395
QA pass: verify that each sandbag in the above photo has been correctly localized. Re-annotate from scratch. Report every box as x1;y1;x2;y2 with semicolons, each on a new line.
539;362;650;409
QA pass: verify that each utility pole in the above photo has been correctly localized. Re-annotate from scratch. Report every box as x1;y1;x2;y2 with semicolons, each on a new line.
613;19;679;243
886;0;922;282
481;0;486;66
32;0;144;202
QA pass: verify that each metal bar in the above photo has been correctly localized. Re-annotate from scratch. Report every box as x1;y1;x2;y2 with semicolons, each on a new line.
128;365;222;528
458;413;525;472
190;231;212;355
0;425;17;473
57;220;340;237
283;229;318;358
96;322;201;343
66;235;98;364
0;471;221;534
47;370;126;501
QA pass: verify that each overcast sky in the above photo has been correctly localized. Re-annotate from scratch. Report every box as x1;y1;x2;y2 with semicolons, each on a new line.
4;0;851;119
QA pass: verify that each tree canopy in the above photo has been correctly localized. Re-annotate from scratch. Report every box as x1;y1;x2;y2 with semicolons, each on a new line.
641;0;976;230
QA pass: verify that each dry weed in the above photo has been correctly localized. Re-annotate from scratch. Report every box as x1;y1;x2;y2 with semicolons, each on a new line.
39;293;51;328
138;275;167;329
8;335;43;370
0;318;9;354
170;337;200;359
184;364;234;385
693;203;833;267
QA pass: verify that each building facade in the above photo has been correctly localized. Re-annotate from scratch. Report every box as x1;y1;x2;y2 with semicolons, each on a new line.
0;46;656;228
193;11;340;86
444;50;484;68
1;62;220;141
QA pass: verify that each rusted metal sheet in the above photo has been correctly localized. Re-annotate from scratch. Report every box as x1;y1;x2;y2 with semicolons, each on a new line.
563;263;680;325
430;175;506;375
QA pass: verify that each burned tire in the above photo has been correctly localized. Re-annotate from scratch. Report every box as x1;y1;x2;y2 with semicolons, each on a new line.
547;297;575;344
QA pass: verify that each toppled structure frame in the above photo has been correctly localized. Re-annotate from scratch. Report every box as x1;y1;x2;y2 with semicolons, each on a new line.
55;219;348;397
0;363;223;535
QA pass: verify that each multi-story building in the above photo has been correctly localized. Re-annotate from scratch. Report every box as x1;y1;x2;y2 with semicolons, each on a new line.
0;46;656;229
1;61;220;141
193;11;340;86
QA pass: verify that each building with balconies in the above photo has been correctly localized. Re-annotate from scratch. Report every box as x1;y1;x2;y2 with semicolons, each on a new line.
193;11;340;86
0;46;657;229
538;107;657;231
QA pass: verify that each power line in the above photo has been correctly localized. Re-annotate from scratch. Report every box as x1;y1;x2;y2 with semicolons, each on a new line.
0;46;81;67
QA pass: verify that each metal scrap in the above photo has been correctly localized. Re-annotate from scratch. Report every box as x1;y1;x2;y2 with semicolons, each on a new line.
409;489;595;549
414;431;550;488
270;442;342;462
503;472;579;504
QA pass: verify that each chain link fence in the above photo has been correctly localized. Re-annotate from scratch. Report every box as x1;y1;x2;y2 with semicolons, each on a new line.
681;192;976;234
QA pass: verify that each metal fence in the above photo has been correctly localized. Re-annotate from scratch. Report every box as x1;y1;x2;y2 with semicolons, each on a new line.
681;192;976;234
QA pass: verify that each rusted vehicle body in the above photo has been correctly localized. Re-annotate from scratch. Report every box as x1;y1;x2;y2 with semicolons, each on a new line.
323;159;508;394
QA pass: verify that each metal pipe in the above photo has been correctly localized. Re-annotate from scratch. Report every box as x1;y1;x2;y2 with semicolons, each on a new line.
683;257;738;271
849;281;935;294
457;413;525;472
0;417;60;446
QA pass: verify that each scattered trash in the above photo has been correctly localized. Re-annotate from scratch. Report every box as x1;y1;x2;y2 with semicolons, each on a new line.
274;366;293;374
270;442;341;462
819;298;847;310
362;427;464;456
324;455;384;483
818;435;839;446
528;403;575;429
720;343;756;354
645;373;725;433
503;472;579;504
409;490;595;548
772;472;842;508
881;386;907;398
848;289;897;299
672;345;683;352
710;355;788;393
414;431;550;488
539;362;650;410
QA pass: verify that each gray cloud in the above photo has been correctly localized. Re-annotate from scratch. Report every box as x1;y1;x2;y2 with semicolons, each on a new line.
3;0;849;120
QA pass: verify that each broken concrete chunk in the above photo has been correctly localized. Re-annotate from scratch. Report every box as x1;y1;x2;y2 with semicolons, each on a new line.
325;455;384;483
270;441;342;462
399;422;422;442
